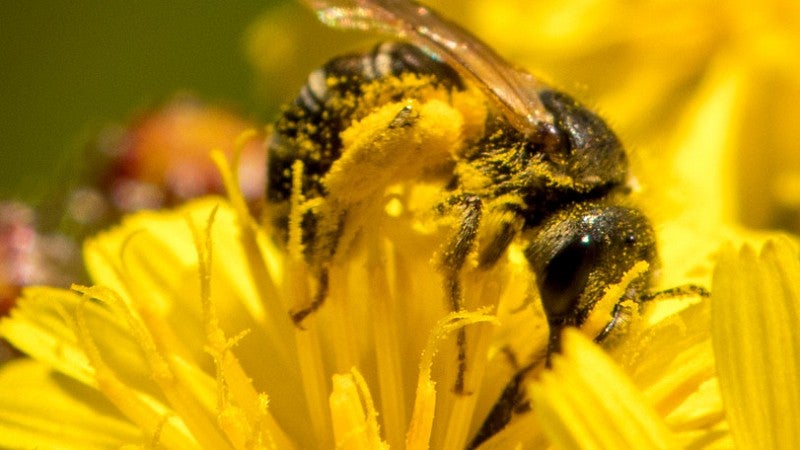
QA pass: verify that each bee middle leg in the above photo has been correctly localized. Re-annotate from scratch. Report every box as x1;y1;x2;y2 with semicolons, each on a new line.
440;195;482;393
440;196;522;393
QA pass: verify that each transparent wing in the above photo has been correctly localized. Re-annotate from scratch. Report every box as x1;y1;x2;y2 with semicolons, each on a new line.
301;0;552;135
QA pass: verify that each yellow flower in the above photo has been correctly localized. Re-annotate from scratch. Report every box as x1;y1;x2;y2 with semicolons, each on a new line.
0;99;794;449
1;183;798;448
2;0;800;449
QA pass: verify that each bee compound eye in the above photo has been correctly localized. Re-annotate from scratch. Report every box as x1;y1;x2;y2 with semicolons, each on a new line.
537;232;599;322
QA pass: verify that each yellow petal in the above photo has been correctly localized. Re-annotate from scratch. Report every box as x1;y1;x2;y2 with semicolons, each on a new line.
531;329;675;449
615;298;718;426
0;358;143;449
712;236;800;448
406;310;497;450
329;368;389;450
0;287;150;389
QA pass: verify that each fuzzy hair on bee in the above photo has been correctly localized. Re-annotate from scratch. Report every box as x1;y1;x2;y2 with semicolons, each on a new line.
266;0;664;445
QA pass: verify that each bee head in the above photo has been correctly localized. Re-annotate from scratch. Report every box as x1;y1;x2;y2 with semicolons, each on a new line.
524;203;657;357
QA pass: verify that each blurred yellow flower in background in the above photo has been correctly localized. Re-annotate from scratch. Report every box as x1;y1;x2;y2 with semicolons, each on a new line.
1;0;799;449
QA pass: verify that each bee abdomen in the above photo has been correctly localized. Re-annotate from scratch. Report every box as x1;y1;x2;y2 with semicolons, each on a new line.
268;42;464;205
295;41;464;115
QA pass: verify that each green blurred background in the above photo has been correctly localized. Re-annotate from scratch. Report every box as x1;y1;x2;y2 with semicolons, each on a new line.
0;1;449;208
0;1;288;203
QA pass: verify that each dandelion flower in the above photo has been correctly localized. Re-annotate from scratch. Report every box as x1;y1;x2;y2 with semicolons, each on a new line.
2;1;800;449
0;95;795;448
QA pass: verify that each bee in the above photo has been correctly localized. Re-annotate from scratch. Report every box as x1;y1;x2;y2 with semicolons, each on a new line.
269;0;656;349
267;0;666;443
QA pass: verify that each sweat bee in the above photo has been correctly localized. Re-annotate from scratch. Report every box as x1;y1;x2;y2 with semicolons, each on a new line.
267;0;660;443
268;0;657;352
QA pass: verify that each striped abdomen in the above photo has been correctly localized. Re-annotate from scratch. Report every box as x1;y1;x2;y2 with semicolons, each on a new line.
267;42;464;205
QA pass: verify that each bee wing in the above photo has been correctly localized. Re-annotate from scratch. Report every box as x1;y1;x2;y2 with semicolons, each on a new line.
301;0;553;135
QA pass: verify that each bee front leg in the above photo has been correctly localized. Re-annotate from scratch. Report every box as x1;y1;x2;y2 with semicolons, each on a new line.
468;363;534;449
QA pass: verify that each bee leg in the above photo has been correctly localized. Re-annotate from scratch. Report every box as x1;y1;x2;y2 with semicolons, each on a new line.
440;195;482;393
639;284;710;302
468;363;535;449
441;195;483;307
477;203;523;269
289;209;346;328
587;284;710;341
587;283;711;343
290;267;329;326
